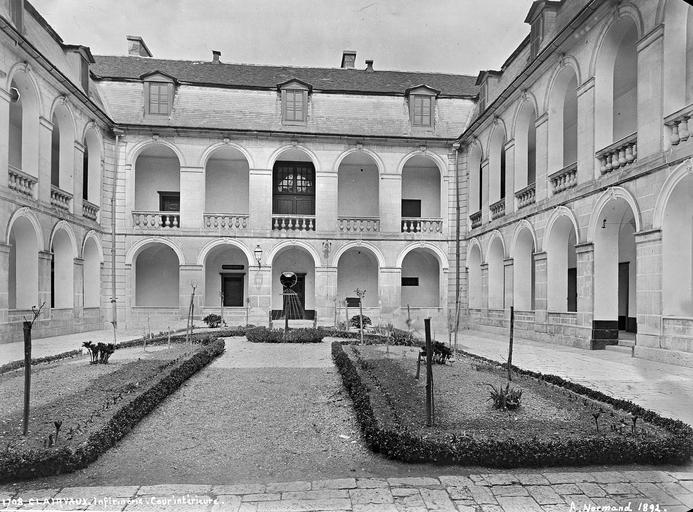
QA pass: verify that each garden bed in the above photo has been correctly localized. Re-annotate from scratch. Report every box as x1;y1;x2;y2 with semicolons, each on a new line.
332;342;693;467
0;338;225;482
246;327;325;343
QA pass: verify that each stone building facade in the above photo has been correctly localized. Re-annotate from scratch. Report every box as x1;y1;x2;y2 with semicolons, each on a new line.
0;0;476;341
458;0;693;366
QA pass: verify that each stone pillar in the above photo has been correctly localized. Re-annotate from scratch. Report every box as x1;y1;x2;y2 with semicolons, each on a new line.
636;25;665;158
179;264;204;318
480;263;489;312
315;266;337;325
0;89;9;189
576;78;596;183
73;257;84;315
380;174;401;233
247;266;271;326
504;140;515;215
534;113;549;202
504;257;514;310
38;117;54;204
379;267;401;326
316;172;337;233
533;251;547;331
73;142;85;217
249;169;272;231
180;166;204;229
0;243;9;323
634;229;662;349
575;242;597;347
480;159;490;224
38;250;52;312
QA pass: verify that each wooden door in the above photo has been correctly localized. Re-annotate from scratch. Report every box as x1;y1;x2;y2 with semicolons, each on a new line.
273;162;315;215
222;275;244;307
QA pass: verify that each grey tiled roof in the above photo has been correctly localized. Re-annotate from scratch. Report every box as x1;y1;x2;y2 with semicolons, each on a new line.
92;56;479;98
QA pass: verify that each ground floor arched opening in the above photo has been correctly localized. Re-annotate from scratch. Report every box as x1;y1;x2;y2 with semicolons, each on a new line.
513;228;535;311
271;246;315;319
83;237;101;308
51;229;74;309
401;249;440;308
663;173;693;317
134;244;180;307
8;217;39;309
546;216;577;312
487;237;504;310
337;248;378;308
468;245;482;309
204;244;249;309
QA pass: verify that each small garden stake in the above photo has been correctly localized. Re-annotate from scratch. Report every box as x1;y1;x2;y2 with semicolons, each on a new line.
22;301;45;436
425;318;434;426
507;306;515;382
354;288;366;345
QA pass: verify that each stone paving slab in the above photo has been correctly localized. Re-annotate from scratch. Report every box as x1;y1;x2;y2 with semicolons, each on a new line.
2;470;693;511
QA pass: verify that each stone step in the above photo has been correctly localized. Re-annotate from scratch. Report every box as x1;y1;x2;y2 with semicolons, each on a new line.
605;344;634;355
618;339;635;347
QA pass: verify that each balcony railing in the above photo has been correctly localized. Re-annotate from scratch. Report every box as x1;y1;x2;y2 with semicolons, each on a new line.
82;200;99;221
132;211;180;229
338;217;380;232
204;213;248;230
8;166;37;198
515;183;536;209
596;132;637;174
549;162;577;194
272;214;315;231
401;217;443;233
664;103;692;146
470;210;481;229
50;185;72;212
490;199;505;220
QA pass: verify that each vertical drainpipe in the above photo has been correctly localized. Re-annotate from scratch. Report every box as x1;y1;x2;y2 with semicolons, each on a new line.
110;129;123;339
452;141;461;348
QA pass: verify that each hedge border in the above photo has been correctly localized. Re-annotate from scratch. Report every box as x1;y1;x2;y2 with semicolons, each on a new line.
332;342;693;467
0;338;226;483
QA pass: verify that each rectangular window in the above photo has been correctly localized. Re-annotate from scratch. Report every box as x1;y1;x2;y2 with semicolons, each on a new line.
402;199;421;218
411;95;432;127
402;277;419;287
283;90;306;123
158;191;180;212
148;83;170;115
10;0;23;31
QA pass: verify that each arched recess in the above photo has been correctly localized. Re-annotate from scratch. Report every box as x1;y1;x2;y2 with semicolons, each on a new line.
467;140;483;215
8;213;40;309
401;247;441;308
266;240;322;268
271;244;316;319
133;242;181;307
134;143;181;227
50;99;75;192
337;150;380;220
396;242;449;270
82;233;102;308
50;222;77;309
270;146;318;222
201;141;255;170
593;13;641;151
401;154;443;226
545;208;579;312
126;237;186;266
656;162;693;316
591;190;639;331
546;63;579;174
202;242;250;309
511;221;537;311
487;121;507;204
82;123;102;206
204;145;250;217
513;96;537;191
6;64;40;178
337;247;379;308
467;240;483;309
660;1;693;114
486;232;505;310
331;241;385;269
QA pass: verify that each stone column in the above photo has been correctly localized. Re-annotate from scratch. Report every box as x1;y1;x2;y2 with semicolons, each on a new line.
634;229;663;349
480;159;490;224
480;263;489;312
38;250;52;312
504;257;514;310
534;113;549;202
73;142;85;217
380;174;401;233
179;264;204;319
38;117;54;204
315;266;337;325
0;89;9;189
379;267;402;326
575;242;596;347
504;140;515;215
247;266;271;326
73;257;84;315
0;243;10;323
533;251;547;331
316;172;337;233
576;78;596;183
636;25;665;158
249;169;272;231
180;166;204;229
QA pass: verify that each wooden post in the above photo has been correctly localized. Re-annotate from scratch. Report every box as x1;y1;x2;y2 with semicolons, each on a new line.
246;297;250;326
345;300;349;330
167;326;171;350
407;304;412;335
415;351;421;379
22;321;31;436
220;290;224;323
354;288;366;346
507;306;515;382
425;318;434;426
333;297;338;327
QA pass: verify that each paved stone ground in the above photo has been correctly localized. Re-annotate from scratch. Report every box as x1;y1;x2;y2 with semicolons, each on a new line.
1;472;693;511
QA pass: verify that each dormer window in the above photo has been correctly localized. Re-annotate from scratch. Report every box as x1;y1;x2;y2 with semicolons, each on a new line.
141;72;177;117
277;79;312;126
406;85;439;129
10;0;23;31
80;56;90;94
530;15;544;58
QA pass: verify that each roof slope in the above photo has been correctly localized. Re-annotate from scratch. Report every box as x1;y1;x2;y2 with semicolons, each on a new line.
92;56;478;97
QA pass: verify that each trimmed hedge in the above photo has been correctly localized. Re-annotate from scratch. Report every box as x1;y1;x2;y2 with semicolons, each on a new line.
332;342;693;467
246;327;324;343
0;339;225;482
0;350;82;375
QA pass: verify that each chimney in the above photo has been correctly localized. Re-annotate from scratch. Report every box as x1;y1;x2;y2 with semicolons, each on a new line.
365;60;374;72
126;35;152;57
212;50;221;64
340;50;356;69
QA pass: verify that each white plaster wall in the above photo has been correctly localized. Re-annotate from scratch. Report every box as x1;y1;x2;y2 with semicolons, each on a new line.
83;238;101;307
402;166;440;217
547;217;576;312
271;248;315;311
204;246;249;307
135;245;179;307
513;230;534;310
338;164;378;217
205;158;249;213
487;239;505;309
563;74;578;166
612;29;638;141
8;217;38;309
135;155;180;211
337;249;378;307
468;246;482;309
663;175;693;316
401;250;439;307
619;221;637;319
52;230;73;308
8;97;21;169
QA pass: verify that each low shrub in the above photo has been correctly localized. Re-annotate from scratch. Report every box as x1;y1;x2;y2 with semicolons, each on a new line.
350;315;372;329
0;350;81;375
487;382;523;410
331;342;693;467
82;342;115;364
246;327;324;343
203;313;223;328
0;339;225;482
